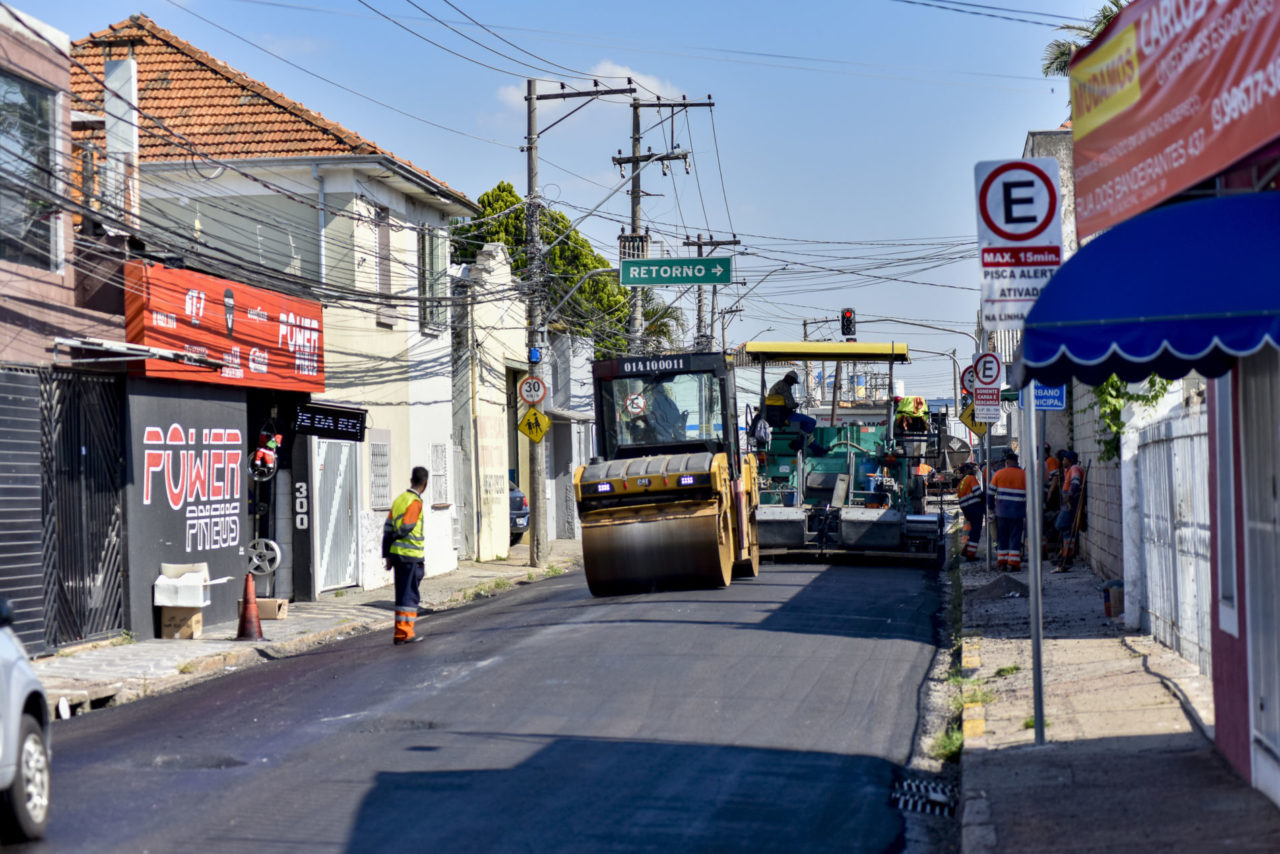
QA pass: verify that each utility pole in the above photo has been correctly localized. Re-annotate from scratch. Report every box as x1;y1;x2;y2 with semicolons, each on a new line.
523;79;634;568
683;233;739;350
612;96;714;354
525;79;547;569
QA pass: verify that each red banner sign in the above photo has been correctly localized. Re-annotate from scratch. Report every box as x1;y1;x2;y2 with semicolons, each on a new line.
124;261;324;392
1070;0;1280;238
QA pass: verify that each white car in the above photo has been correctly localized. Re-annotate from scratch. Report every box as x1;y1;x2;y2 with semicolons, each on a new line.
0;598;49;841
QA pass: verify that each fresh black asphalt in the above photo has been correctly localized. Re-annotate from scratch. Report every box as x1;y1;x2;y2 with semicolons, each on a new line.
28;561;942;853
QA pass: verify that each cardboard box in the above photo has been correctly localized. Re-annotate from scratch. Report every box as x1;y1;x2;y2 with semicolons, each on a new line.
239;598;289;620
160;606;203;639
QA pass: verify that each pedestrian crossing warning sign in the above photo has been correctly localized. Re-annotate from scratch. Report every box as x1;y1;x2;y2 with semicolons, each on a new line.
518;408;551;443
958;402;988;437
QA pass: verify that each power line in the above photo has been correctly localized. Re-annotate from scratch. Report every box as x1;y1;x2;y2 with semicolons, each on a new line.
163;0;518;149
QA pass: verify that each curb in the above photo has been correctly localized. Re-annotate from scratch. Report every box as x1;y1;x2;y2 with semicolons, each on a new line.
959;632;997;854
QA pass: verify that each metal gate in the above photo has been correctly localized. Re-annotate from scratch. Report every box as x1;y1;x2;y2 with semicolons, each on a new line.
1137;409;1211;676
313;438;359;591
1241;349;1280;759
43;371;126;649
0;371;46;649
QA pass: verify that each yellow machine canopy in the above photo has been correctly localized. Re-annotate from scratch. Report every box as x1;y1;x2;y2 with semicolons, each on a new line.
739;341;910;364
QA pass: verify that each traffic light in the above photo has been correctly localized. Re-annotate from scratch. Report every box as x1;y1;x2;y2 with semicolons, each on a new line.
840;308;856;339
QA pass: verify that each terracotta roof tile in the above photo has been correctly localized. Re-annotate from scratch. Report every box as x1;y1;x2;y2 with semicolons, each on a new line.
70;14;470;203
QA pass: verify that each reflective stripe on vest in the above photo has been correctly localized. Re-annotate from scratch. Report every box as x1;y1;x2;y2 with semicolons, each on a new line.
957;476;983;509
387;489;424;559
990;467;1027;518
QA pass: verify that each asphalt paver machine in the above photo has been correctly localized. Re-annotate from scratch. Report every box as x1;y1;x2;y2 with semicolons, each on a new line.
741;341;946;566
573;352;759;596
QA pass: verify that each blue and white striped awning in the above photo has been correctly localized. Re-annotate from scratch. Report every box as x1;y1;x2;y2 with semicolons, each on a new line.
1019;192;1280;387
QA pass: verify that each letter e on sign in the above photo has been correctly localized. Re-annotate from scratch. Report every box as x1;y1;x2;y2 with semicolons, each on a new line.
973;352;1002;387
518;376;548;406
974;159;1062;245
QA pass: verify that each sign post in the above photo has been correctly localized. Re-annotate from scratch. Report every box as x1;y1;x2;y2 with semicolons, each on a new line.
974;158;1063;332
1021;382;1046;746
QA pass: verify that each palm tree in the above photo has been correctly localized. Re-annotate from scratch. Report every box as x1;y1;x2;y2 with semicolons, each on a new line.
1041;1;1128;79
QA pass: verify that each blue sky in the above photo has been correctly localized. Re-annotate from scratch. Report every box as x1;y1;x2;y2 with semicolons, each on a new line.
35;0;1096;397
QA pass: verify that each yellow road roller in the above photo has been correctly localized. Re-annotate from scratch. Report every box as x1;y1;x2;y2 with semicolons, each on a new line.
574;352;759;596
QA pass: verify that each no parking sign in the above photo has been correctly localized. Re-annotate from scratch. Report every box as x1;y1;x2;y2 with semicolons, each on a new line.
974;158;1063;332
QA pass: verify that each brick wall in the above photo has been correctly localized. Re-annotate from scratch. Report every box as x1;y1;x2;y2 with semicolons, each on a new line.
1071;380;1123;580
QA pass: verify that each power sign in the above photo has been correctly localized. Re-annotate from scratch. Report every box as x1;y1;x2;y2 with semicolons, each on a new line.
974;158;1063;332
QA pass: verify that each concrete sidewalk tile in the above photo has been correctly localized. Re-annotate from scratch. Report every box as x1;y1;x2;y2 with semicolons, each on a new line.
958;558;1280;851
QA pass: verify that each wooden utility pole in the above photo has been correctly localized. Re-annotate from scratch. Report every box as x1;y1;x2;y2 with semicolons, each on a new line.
612;97;714;353
523;79;633;568
683;233;739;350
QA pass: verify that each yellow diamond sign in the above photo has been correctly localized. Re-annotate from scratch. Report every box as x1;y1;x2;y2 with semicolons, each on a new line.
958;402;988;438
518;408;551;443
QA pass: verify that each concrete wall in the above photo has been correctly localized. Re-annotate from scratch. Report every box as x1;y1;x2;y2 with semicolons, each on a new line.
0;11;122;365
451;245;526;562
141;163;458;590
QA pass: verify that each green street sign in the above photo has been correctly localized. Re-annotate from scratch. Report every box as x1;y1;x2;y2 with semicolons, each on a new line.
619;258;733;287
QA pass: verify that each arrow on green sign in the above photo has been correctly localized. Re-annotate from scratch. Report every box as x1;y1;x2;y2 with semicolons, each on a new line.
620;258;733;287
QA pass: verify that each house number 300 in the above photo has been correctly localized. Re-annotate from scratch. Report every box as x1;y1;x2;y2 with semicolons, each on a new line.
295;482;310;529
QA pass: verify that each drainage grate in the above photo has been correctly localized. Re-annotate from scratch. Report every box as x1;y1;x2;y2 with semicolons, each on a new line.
890;777;958;817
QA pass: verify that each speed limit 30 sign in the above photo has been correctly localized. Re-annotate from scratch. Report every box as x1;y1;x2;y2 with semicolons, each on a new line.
518;375;548;407
974;157;1063;332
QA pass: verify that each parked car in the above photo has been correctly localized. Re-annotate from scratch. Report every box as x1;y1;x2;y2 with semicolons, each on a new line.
0;598;50;841
509;481;529;546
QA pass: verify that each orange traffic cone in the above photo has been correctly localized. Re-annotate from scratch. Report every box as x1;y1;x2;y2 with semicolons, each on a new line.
236;572;264;641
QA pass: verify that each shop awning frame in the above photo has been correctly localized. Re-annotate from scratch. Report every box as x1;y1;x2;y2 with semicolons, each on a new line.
1018;192;1280;387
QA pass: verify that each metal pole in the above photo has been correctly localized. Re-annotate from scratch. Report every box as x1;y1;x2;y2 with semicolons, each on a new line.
526;79;548;569
1024;382;1045;745
627;99;644;349
695;234;705;343
985;429;993;571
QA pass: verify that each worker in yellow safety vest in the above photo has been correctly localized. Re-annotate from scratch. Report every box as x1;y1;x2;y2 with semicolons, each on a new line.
383;466;429;645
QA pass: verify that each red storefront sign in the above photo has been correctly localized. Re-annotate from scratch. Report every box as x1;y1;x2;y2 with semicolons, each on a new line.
124;260;324;392
1070;0;1280;239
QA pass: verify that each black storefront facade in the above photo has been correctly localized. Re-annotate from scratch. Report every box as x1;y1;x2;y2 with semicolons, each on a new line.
119;260;327;636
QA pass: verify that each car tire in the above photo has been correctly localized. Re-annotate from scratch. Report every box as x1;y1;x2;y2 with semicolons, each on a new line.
0;714;50;841
510;532;524;547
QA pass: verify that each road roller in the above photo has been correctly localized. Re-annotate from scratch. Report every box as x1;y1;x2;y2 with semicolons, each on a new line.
740;341;947;567
574;352;759;596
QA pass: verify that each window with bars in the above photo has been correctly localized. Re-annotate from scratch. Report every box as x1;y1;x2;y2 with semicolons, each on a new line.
375;205;394;327
418;226;449;331
369;440;392;511
0;69;56;270
430;442;449;505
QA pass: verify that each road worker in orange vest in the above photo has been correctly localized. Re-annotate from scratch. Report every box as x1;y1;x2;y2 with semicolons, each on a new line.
987;451;1027;571
956;463;984;560
1055;451;1086;570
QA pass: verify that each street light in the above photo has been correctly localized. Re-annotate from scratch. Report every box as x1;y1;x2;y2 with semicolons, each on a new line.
911;346;962;414
859;316;979;351
717;265;790;334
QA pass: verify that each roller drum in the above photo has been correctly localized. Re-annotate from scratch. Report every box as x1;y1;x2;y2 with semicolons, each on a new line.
581;499;733;596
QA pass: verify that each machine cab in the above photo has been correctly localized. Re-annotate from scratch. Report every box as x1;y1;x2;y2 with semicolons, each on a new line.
592;352;739;467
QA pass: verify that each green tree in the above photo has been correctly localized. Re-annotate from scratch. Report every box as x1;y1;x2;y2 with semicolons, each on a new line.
451;181;682;356
1041;1;1127;79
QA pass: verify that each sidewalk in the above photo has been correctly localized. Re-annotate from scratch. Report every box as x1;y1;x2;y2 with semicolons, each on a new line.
958;553;1280;852
33;540;583;718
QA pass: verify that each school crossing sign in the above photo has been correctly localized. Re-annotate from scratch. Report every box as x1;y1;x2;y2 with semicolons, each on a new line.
974;158;1063;332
